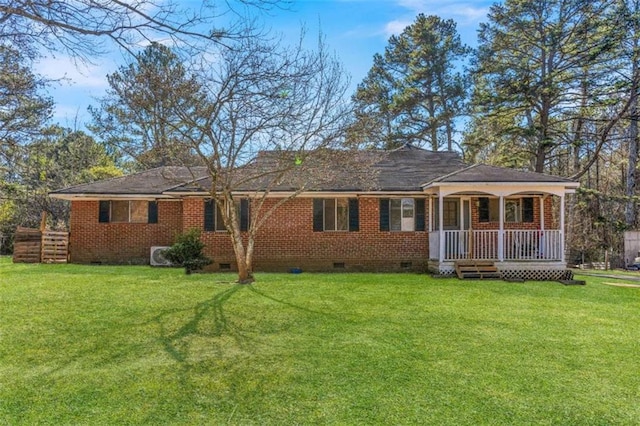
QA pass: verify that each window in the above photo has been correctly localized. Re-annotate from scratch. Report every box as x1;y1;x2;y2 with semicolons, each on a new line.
478;197;534;223
443;200;459;228
478;198;500;222
505;199;521;222
389;198;414;231
204;199;249;232
98;200;158;224
379;198;425;232
323;199;348;231
313;198;359;232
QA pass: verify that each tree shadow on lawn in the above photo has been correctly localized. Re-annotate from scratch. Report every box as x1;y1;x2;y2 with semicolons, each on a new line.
154;285;252;365
247;285;352;320
155;283;353;366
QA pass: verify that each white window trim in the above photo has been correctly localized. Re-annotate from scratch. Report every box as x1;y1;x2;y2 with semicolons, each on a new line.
504;198;522;223
323;198;349;232
390;198;415;232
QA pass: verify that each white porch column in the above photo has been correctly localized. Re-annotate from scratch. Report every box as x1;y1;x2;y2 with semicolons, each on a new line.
439;193;444;262
498;195;504;261
560;193;565;262
540;196;545;231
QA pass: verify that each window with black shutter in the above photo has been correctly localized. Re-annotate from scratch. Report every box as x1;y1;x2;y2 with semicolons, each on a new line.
204;198;249;232
313;198;358;232
99;200;156;223
380;198;416;231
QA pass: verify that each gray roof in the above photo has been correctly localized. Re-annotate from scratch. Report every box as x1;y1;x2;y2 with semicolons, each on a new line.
425;163;576;185
374;144;465;191
49;145;577;197
166;144;467;193
50;166;208;196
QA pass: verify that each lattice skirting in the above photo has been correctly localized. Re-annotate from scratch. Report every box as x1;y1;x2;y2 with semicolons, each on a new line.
500;269;573;281
429;261;574;281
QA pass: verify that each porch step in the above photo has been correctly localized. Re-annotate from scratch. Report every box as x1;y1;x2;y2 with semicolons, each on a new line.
455;261;501;280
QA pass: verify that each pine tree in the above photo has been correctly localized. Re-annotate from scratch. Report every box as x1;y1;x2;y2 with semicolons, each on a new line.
351;14;470;151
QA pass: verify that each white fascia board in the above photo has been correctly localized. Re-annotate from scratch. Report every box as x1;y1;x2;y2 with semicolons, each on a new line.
49;193;180;201
167;190;427;198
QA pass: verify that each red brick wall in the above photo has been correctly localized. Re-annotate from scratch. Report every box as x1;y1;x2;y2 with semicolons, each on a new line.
68;195;559;270
469;196;555;230
181;197;429;272
69;200;182;264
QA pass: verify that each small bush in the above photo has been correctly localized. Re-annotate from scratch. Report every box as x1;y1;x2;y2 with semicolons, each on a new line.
163;229;212;273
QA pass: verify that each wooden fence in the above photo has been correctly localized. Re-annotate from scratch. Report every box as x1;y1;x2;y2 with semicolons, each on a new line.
13;227;69;263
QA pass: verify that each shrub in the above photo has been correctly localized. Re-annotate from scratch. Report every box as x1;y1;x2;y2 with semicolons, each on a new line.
163;229;212;274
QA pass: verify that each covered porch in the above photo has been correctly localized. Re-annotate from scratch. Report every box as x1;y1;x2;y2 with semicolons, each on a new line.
422;166;579;278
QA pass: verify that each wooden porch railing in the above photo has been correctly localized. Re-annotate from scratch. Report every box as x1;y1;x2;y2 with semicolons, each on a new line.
432;230;562;262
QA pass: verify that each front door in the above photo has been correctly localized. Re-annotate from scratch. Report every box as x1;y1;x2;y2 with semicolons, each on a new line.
443;199;460;258
443;199;460;230
442;198;473;259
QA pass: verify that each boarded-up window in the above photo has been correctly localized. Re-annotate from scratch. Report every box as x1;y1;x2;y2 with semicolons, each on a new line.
130;200;148;223
99;200;155;223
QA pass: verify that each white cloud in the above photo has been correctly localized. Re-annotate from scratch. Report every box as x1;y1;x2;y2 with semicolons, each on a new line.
383;19;412;37
378;1;491;44
395;0;490;24
35;55;114;89
34;54;121;124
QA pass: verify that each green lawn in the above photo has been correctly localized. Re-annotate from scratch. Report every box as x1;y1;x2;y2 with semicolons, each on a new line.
1;257;639;425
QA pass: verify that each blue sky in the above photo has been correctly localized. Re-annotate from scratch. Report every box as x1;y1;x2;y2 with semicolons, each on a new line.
35;0;493;128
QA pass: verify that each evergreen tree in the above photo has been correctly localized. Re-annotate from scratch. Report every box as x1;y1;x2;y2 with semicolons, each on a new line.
89;42;204;169
467;0;616;172
351;14;470;150
0;44;52;169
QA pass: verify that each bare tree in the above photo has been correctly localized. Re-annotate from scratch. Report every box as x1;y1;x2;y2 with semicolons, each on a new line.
166;33;377;283
0;0;284;61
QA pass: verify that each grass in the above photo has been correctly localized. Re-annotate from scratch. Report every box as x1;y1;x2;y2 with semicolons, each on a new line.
570;267;640;278
1;257;639;425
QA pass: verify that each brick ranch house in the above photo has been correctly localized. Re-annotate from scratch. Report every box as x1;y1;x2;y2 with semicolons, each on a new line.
50;144;579;279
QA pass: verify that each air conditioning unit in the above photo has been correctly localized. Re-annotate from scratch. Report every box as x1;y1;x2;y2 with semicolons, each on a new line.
150;246;172;266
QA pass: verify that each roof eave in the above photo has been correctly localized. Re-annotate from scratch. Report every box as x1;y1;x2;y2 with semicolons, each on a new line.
49;193;179;201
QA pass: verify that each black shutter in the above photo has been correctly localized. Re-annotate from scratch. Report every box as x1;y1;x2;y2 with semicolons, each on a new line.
415;198;425;231
98;201;110;223
479;198;490;223
240;198;249;231
523;197;534;223
348;198;359;232
313;199;324;232
379;198;390;231
148;201;158;224
204;199;215;231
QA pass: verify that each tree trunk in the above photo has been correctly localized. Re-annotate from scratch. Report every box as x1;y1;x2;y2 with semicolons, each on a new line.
626;24;640;228
625;94;638;228
231;230;254;284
